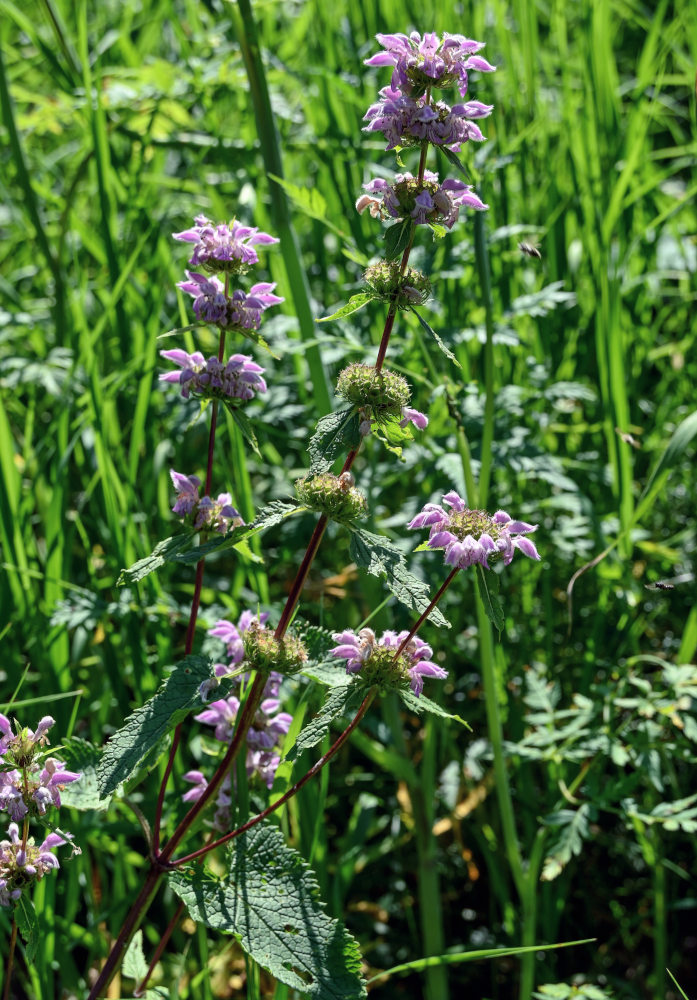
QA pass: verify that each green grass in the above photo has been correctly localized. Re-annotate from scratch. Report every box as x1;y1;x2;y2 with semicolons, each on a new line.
1;0;697;997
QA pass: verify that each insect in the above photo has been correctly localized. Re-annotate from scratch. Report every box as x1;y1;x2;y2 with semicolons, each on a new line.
645;581;675;591
518;241;542;260
337;471;355;491
615;426;641;449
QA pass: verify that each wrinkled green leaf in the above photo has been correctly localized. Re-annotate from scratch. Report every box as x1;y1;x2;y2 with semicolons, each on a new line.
97;655;211;798
57;738;111;811
118;501;300;584
349;527;449;628
169;823;367;999
294;682;364;751
399;689;469;727
410;307;461;368
117;533;193;585
308;408;362;474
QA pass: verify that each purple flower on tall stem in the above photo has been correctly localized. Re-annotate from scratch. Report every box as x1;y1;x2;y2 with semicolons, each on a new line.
365;31;496;98
331;627;447;697
358;170;487;228
408;491;540;570
159;350;267;403
173;216;279;275
209;610;270;674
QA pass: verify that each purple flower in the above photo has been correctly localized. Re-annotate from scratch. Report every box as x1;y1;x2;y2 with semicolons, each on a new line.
363;88;491;152
170;470;201;515
169;470;244;535
209;610;270;669
0;823;77;907
399;406;428;430
173;216;279;275
160;350;267;403
408;491;540;570
365;31;496;98
32;759;81;815
177;272;229;324
177;272;284;330
359;171;487;228
331;627;447;697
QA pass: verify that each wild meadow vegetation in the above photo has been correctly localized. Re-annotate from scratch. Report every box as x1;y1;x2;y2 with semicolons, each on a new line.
1;0;696;998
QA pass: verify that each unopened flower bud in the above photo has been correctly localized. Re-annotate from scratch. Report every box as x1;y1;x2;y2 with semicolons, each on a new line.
242;622;308;676
364;261;431;309
295;473;368;524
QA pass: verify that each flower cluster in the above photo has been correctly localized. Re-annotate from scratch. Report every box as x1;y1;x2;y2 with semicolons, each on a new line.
173;215;279;275
357;171;487;228
331;628;447;697
364;88;492;152
0;824;74;907
169;470;244;535
408;491;540;570
177;271;283;331
0;715;80;906
362;31;494;154
365;31;496;98
160;349;267;404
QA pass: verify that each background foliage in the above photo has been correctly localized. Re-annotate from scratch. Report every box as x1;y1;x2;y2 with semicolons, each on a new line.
1;0;696;997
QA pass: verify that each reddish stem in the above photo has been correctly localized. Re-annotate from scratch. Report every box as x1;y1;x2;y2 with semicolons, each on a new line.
170;688;376;866
274;514;329;641
394;567;459;659
158;671;266;864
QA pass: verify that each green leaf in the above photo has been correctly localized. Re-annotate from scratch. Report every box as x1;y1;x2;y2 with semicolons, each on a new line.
268;174;349;244
123;929;149;980
97;654;211;798
174;500;300;564
225;402;260;457
308;408;362;474
410;307;461;367
118;501;300;584
399;689;470;728
475;565;505;634
57;738;111;811
317;292;374;323
383;219;413;260
302;659;355;687
14;894;38;963
169;823;367;999
437;145;473;184
540;804;592;881
349;527;449;628
294;682;364;751
117;533;193;585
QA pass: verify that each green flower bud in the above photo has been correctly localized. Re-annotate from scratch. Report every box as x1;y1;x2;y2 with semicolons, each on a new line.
364;261;431;309
336;364;411;416
295;472;368;524
242;622;308;676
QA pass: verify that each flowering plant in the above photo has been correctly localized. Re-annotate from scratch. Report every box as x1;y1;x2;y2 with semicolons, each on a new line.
2;20;547;1000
